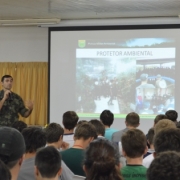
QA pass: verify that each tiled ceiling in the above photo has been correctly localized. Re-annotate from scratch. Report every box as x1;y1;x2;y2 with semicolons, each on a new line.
0;0;180;20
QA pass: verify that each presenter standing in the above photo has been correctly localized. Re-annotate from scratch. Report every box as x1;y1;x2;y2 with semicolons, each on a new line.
0;75;33;126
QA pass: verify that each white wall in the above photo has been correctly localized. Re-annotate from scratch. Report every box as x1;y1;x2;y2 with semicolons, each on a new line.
0;27;48;62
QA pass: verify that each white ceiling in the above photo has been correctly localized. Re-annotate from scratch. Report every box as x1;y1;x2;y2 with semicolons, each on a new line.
0;0;180;20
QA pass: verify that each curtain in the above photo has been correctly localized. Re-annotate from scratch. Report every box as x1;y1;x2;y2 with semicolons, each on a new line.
0;62;48;125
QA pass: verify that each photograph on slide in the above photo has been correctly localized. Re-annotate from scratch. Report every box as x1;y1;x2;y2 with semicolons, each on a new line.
75;38;175;115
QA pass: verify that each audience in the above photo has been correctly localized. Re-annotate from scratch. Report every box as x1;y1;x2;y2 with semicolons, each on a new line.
147;151;180;180
35;146;62;180
89;119;105;138
121;129;147;180
165;109;178;123
83;138;123;180
112;112;140;142
62;111;79;147
0;127;25;180
60;122;97;176
100;110;117;140
0;160;11;180
11;120;28;133
153;114;167;126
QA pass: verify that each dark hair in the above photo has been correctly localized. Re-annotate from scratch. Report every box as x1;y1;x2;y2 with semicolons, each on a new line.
84;138;123;180
22;127;46;153
35;146;61;178
1;75;13;82
165;110;178;122
147;151;180;180
121;129;146;158
89;119;105;136
100;110;114;127
77;120;87;126
62;111;79;130
0;160;11;180
154;128;180;155
45;123;64;143
11;120;27;133
147;128;155;145
74;122;97;140
154;114;167;124
125;112;140;127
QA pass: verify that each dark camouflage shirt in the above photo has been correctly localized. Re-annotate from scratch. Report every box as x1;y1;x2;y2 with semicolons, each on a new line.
0;90;28;126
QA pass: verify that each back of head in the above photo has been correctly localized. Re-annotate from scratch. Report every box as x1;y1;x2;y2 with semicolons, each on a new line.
154;128;180;154
154;114;167;125
63;111;79;130
140;74;148;81
147;151;180;180
165;110;178;122
154;119;176;134
35;146;61;179
45;123;64;143
125;112;140;127
22;127;46;153
84;138;122;180
147;128;155;146
12;120;27;133
0;127;25;169
74;122;97;140
89;119;105;136
0;160;11;180
121;129;146;158
100;110;114;127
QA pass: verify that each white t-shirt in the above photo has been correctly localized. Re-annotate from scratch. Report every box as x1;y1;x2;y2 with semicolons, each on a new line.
63;133;74;148
143;154;154;168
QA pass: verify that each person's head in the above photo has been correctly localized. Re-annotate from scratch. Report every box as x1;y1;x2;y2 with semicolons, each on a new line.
140;74;148;82
100;110;114;127
165;110;178;122
74;122;97;147
154;114;167;125
125;112;140;128
62;111;79;131
147;128;155;146
154;119;176;134
0;127;25;179
0;160;11;180
22;127;46;153
11;120;28;133
156;74;161;80
89;119;105;136
154;128;180;155
35;146;62;180
1;75;13;90
84;138;122;180
121;129;147;158
147;151;180;180
45;123;64;149
77;120;87;126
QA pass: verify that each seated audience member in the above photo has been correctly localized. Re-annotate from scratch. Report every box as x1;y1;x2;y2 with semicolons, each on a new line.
11;120;27;133
83;138;123;180
77;120;87;126
62;111;79;147
61;122;97;176
147;151;180;180
165;110;178;123
100;110;117;140
121;129;147;180
153;114;167;126
112;112;140;142
0;160;11;180
35;146;62;180
18;127;47;180
89;119;105;138
143;119;176;168
45;123;74;179
144;128;155;158
0;127;25;180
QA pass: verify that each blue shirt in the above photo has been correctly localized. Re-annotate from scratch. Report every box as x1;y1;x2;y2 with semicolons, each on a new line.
105;128;118;140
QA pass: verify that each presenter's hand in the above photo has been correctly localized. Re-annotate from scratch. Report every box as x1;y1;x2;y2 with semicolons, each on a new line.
3;90;11;100
25;100;34;110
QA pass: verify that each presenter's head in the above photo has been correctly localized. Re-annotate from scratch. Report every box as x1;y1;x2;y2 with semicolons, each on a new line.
1;75;13;90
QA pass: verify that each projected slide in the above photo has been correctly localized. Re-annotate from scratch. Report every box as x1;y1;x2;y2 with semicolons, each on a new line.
75;38;175;115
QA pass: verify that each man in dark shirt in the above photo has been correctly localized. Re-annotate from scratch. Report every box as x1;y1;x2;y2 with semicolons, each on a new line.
0;75;33;126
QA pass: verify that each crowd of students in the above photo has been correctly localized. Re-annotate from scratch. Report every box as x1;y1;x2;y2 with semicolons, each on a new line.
0;109;179;180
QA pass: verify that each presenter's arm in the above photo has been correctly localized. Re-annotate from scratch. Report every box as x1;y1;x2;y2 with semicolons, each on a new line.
0;90;11;110
24;100;34;118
